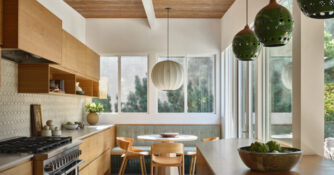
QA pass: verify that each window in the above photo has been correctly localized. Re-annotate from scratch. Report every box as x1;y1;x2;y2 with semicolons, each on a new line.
93;57;118;113
265;0;293;143
325;18;334;159
120;56;148;112
158;57;185;113
187;57;215;113
95;55;215;114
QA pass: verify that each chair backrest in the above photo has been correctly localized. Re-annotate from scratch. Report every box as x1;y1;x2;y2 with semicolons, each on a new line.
117;137;133;151
151;143;184;155
202;137;219;142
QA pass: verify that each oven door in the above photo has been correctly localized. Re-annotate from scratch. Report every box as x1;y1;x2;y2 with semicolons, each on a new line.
55;160;85;175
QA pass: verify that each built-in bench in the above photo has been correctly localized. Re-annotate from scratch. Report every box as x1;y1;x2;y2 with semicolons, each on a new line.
111;124;221;174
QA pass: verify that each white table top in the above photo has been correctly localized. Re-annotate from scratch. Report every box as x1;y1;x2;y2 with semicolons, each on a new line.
137;134;198;142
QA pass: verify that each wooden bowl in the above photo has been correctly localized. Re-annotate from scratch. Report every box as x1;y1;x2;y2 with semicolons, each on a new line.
238;146;302;172
160;133;179;138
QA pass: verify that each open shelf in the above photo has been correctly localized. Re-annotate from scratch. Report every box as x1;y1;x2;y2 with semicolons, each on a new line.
18;63;99;97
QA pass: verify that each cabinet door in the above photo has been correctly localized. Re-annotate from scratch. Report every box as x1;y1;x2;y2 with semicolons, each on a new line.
0;0;3;45
0;160;33;175
79;149;111;175
62;31;85;72
85;47;100;81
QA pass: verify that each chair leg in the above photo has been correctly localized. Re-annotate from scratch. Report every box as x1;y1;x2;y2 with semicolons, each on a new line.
142;156;147;175
150;165;154;175
118;156;126;175
189;156;194;175
140;157;144;175
122;159;128;175
192;155;197;175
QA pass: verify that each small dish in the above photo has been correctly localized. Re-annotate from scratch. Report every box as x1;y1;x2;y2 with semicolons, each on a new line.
63;124;79;130
160;133;179;138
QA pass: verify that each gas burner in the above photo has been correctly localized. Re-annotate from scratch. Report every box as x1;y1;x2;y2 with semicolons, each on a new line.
0;137;72;154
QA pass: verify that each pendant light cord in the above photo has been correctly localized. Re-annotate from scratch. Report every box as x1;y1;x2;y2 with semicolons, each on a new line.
167;8;170;60
246;0;248;25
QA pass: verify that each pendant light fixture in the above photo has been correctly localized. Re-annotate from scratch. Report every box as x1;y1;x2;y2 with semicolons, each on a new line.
151;8;183;91
254;0;294;47
297;0;334;19
232;0;261;61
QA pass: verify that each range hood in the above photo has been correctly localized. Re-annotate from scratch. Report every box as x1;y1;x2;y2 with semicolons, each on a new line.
2;49;54;63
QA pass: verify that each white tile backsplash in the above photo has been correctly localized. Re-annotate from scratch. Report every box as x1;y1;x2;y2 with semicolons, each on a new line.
0;59;87;140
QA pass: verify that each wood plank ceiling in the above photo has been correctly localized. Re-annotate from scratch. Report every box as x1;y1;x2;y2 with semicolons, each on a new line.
64;0;235;18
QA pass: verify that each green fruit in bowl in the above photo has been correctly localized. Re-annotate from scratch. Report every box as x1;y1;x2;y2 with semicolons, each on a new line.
250;142;270;153
66;122;73;125
266;140;282;152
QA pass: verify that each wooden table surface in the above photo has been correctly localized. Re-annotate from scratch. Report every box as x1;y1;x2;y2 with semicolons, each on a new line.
137;134;198;143
196;139;334;175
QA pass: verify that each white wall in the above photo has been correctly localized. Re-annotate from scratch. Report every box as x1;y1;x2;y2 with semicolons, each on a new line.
37;0;86;43
86;18;221;56
221;0;269;50
86;18;221;124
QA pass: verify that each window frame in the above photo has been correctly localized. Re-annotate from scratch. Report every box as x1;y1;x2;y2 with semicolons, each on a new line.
97;54;217;115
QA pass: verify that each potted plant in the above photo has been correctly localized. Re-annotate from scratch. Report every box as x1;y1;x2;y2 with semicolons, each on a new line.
85;102;104;125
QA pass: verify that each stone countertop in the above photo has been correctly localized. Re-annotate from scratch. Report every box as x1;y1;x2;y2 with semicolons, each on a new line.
0;124;114;171
0;153;33;171
196;139;334;175
61;124;115;140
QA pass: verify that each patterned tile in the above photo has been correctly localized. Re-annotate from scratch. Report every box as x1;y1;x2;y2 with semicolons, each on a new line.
0;59;87;140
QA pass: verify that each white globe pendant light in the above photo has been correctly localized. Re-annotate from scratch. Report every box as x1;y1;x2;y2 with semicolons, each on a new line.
151;8;184;90
151;60;183;90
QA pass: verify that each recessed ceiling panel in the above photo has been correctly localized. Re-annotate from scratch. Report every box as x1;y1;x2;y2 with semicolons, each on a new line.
153;0;235;18
64;0;147;18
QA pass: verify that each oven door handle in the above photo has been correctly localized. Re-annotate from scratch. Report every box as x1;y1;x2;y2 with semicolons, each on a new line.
64;160;85;174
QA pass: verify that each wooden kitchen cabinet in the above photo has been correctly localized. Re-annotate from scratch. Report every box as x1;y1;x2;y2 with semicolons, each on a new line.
79;126;116;173
0;160;33;175
62;30;100;81
85;47;100;81
79;149;111;175
3;0;62;64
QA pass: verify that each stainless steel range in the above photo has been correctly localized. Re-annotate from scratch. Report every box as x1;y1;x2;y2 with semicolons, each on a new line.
0;137;84;175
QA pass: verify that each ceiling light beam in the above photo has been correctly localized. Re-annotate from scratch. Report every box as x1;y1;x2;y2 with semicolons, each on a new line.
142;0;156;29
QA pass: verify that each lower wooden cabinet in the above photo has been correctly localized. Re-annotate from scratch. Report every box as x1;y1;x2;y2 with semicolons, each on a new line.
80;149;111;175
79;126;116;175
0;160;33;175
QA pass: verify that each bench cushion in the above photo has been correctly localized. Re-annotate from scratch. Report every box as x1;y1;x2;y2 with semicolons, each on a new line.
111;146;197;155
116;125;220;146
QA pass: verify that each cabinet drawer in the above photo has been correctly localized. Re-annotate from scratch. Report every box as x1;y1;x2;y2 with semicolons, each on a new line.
0;160;33;175
79;149;111;175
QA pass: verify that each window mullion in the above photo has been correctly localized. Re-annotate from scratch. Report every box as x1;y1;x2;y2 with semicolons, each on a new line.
118;56;121;114
184;56;188;113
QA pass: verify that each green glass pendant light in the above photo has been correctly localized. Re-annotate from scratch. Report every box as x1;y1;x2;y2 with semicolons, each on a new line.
254;0;294;47
297;0;334;19
232;0;261;61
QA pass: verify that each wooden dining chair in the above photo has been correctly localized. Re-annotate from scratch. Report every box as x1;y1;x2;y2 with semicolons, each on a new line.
150;143;185;175
187;137;220;175
117;137;148;175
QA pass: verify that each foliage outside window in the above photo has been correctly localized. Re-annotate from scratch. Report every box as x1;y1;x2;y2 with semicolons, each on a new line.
187;57;214;113
158;57;185;113
324;20;334;138
94;56;215;114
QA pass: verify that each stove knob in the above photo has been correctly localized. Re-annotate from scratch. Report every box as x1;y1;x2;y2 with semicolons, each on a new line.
44;164;53;172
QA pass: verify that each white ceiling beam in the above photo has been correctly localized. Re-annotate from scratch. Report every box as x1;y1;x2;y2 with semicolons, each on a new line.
142;0;156;29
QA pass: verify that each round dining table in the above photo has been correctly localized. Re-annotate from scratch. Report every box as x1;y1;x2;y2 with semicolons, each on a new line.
137;134;198;175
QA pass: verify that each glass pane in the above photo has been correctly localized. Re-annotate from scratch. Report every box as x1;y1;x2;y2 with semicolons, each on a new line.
121;56;147;112
187;56;214;113
265;0;293;144
324;19;334;159
157;57;185;113
93;57;118;113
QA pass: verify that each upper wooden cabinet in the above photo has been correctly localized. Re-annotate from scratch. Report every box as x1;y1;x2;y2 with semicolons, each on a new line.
62;31;85;73
85;46;100;81
3;0;62;64
62;31;100;81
